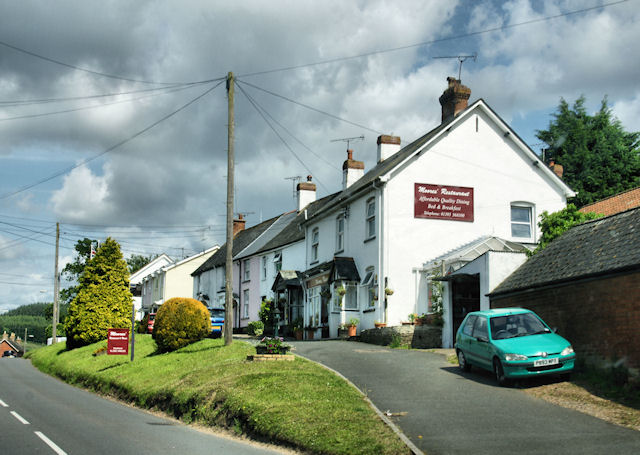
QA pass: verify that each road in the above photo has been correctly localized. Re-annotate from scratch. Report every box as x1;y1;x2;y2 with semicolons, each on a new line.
0;358;287;455
291;340;640;455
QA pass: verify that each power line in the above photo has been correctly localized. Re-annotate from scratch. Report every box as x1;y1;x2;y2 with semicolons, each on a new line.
237;0;629;78
0;79;225;201
235;82;330;193
236;79;383;135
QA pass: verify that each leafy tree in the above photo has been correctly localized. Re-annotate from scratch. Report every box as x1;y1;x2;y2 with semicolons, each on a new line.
0;315;48;344
60;238;95;304
5;302;50;317
530;204;601;255
126;254;154;274
537;96;640;207
64;237;132;349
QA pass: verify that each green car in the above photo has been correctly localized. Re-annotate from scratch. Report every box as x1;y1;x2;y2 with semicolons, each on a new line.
455;308;575;386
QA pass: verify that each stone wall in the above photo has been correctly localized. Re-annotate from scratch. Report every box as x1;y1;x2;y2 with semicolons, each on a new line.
359;325;442;349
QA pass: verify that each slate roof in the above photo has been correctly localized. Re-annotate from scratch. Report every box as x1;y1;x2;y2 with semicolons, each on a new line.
192;215;281;276
235;211;298;260
490;207;640;296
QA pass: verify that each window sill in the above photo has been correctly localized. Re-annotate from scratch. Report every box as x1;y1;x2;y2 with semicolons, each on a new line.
309;260;319;266
335;249;344;254
363;236;376;243
363;308;376;313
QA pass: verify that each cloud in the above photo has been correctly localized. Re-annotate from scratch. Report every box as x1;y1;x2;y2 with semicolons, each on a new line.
51;164;113;222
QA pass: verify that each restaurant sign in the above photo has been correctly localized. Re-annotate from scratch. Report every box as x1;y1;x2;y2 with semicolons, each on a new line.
107;328;130;355
414;183;474;222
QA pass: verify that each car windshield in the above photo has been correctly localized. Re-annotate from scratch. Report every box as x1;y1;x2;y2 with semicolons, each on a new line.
490;313;550;340
210;309;225;319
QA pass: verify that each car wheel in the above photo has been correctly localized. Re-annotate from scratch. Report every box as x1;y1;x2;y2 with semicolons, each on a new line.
493;358;509;387
457;350;471;372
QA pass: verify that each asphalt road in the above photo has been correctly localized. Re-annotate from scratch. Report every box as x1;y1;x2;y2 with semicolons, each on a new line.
0;358;287;455
291;340;640;455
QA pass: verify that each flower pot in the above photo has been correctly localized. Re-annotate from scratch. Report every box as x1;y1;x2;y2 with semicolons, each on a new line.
414;318;423;326
374;322;387;328
347;325;357;337
306;330;315;340
294;330;303;341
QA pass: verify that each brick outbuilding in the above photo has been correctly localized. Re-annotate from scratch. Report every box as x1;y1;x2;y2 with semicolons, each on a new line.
489;207;640;374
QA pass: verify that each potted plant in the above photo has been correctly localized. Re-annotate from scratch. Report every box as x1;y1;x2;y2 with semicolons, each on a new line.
408;313;418;325
255;337;291;355
305;326;316;340
347;317;359;337
374;320;387;328
384;287;394;296
335;285;346;297
292;317;303;341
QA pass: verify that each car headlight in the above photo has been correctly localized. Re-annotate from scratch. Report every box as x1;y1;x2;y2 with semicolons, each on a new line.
561;346;574;356
505;353;528;361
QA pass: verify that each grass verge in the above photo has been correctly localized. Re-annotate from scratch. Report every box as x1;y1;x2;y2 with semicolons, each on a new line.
29;336;409;454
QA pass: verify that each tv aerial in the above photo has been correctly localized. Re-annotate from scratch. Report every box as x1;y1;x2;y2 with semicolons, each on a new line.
433;53;477;80
330;135;364;150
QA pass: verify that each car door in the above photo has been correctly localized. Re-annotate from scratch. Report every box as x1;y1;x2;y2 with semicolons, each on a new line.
456;315;477;363
469;316;493;371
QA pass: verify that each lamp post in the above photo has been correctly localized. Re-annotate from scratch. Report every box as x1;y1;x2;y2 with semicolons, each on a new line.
273;308;281;338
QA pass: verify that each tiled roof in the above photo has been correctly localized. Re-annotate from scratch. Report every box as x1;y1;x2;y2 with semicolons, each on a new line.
191;215;281;276
490;207;640;296
579;186;640;216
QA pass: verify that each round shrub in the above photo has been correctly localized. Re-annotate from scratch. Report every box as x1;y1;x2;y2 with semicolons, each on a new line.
152;297;211;352
247;320;264;337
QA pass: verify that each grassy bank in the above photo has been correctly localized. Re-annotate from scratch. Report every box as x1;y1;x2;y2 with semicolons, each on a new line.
29;336;409;455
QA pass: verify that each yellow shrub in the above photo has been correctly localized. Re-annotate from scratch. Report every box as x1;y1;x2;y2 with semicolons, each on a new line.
152;297;211;352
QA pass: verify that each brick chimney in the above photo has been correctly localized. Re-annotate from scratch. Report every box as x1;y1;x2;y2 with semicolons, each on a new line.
343;149;364;190
9;332;16;342
297;175;316;211
377;135;401;162
439;77;471;123
2;331;7;341
233;214;246;237
549;160;564;179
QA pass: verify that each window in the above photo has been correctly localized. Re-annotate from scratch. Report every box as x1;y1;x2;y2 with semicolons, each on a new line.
366;198;376;239
336;216;344;252
511;204;533;239
361;266;376;308
462;315;477;336
472;316;488;341
344;282;358;310
273;251;282;272
243;259;250;281
307;286;321;327
261;256;267;281
311;228;319;262
243;289;249;318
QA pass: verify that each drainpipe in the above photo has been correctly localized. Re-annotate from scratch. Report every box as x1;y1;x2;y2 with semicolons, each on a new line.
373;176;389;323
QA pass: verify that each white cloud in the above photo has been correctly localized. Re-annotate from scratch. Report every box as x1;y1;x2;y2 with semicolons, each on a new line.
51;164;113;222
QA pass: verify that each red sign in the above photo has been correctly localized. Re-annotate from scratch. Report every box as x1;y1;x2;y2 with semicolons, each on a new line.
107;328;130;355
414;183;474;222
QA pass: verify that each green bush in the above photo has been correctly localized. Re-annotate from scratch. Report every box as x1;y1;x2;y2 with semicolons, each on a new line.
152;297;211;352
247;320;264;337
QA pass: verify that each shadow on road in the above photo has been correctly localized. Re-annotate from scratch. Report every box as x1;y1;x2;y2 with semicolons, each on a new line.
441;365;574;389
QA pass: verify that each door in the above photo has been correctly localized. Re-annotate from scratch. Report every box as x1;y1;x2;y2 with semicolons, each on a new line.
451;276;480;340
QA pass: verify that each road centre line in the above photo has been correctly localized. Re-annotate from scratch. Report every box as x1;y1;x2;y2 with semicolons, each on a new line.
0;398;8;407
35;431;68;455
10;410;30;424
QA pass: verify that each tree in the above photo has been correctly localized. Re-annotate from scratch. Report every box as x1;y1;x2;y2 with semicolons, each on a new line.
64;237;132;349
126;254;153;274
530;204;601;255
536;96;640;207
60;238;95;305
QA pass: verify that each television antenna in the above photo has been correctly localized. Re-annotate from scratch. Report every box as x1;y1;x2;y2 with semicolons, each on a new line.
433;53;477;80
330;135;364;150
284;175;302;200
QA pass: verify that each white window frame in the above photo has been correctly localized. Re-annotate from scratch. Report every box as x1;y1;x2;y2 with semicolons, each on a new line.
243;259;250;281
243;289;250;319
344;282;358;310
307;286;321;327
311;228;319;262
365;198;376;240
361;267;376;308
510;203;534;241
261;256;267;281
335;216;344;253
273;251;283;272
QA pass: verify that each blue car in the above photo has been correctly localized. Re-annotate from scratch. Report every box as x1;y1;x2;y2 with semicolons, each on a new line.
455;308;575;386
209;308;225;338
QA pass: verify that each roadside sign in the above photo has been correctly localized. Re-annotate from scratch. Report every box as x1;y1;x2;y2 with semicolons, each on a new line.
107;328;129;355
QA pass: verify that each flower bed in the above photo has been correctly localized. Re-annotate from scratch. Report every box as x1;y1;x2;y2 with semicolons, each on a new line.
255;336;291;354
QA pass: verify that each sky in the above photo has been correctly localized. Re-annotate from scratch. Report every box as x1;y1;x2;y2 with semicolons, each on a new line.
1;0;639;312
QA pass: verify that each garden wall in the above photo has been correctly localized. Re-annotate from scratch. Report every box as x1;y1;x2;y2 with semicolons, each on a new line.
359;325;442;349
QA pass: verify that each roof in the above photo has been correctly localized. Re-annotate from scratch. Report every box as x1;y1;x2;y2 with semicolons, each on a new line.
1;338;23;352
490;207;640;297
422;236;529;271
129;253;173;284
302;257;361;283
271;270;304;291
191;215;281;276
579;186;640;217
467;308;532;318
235;211;298;259
255;193;339;254
306;99;574;223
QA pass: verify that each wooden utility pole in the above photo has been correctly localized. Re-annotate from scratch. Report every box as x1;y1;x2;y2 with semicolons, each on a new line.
52;222;60;343
224;72;235;346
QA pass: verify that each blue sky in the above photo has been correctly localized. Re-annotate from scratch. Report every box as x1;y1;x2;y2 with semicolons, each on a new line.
1;0;639;311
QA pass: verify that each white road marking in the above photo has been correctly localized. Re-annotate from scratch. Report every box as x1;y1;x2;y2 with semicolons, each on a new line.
35;431;68;455
10;410;30;424
0;398;8;407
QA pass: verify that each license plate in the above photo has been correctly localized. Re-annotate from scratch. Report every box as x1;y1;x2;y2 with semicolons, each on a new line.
212;326;222;331
534;357;559;367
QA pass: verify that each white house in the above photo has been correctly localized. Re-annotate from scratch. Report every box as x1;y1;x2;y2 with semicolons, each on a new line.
299;77;574;340
130;253;173;320
141;245;219;313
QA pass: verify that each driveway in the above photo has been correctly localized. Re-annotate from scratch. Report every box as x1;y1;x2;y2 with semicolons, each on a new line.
290;340;640;455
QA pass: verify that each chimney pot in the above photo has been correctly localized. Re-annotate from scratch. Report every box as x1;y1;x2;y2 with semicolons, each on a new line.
343;149;365;189
297;176;316;211
439;77;471;123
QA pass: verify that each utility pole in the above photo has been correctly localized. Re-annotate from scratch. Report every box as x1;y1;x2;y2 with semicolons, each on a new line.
224;72;235;346
52;222;60;343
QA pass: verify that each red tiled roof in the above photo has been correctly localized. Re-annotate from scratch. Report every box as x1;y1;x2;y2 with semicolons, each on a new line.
579;187;640;216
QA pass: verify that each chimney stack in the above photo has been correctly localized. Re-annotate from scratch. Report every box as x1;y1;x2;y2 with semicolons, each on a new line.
377;135;401;162
343;149;364;190
297;175;317;211
439;77;471;123
549;160;564;179
233;214;246;237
